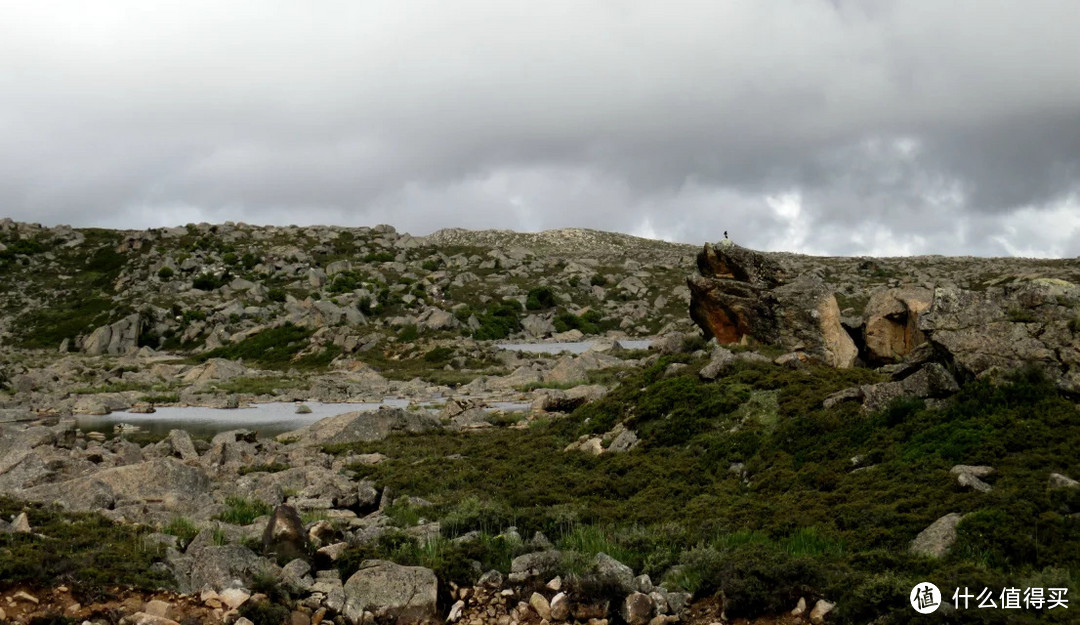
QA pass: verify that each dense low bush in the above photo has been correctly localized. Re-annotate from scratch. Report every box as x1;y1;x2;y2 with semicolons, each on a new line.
472;300;524;340
0;497;172;600
553;309;612;335
200;323;338;369
329;361;1080;624
525;286;557;310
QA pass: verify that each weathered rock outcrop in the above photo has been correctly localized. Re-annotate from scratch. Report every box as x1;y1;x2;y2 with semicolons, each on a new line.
688;241;857;367
342;560;438;624
18;457;211;513
277;407;439;446
918;279;1080;392
863;287;933;364
82;313;144;356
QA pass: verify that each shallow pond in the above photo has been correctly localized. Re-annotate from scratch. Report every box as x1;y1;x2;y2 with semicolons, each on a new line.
74;398;531;440
495;339;652;354
75;400;410;440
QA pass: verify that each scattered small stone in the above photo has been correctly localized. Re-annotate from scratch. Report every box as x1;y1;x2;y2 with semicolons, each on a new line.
530;592;551;620
144;599;171;617
11;512;31;533
810;599;835;624
1049;472;1079;489
13;591;38;604
791;596;807;616
447;599;465;622
219;587;251;610
120;613;180;625
549;593;570;621
621;592;654;625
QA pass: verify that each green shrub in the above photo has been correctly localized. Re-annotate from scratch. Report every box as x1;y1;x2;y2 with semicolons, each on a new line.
590;274;608;286
1007;307;1036;322
1068;317;1080;334
328;270;363;294
363;251;395;263
16;295;115;349
553;309;611;335
267;288;287;303
157;266;175;280
525;286;557;310
192;272;225;291
424;346;454;364
398;324;419;342
201;323;314;369
222;252;238;266
473;300;524;340
675;543;821;617
0;497;172;598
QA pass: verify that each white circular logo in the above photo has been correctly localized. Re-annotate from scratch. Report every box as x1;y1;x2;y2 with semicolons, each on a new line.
910;582;942;614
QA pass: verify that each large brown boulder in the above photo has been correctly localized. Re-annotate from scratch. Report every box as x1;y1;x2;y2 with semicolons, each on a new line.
772;277;858;368
863;287;933;364
688;241;856;368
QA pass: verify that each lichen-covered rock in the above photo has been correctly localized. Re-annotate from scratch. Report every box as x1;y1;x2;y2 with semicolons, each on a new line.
168;544;277;594
82;313;143;356
910;513;964;558
276;407;439;446
918;280;1080;392
342;560;438;625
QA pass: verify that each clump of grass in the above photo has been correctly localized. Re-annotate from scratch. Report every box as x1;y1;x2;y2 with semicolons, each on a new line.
215;497;272;525
1007;307;1037;322
162;517;199;548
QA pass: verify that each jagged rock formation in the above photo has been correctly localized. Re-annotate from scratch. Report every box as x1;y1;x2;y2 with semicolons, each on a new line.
82;313;144;356
688;240;857;368
919;279;1080;393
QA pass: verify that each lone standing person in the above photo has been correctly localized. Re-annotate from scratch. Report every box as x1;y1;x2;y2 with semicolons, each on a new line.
724;230;728;239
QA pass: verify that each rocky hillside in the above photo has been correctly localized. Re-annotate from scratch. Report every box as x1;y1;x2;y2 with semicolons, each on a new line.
0;219;695;356
2;221;1080;625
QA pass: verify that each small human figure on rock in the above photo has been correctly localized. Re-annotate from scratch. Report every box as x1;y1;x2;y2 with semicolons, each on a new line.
724;230;729;239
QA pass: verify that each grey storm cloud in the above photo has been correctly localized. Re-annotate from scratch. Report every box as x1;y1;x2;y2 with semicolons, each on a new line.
0;0;1078;256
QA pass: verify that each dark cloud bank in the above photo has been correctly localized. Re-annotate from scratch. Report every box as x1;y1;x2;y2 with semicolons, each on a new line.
1;1;1078;256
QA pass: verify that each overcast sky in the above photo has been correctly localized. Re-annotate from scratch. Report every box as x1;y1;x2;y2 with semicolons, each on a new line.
2;1;1078;257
